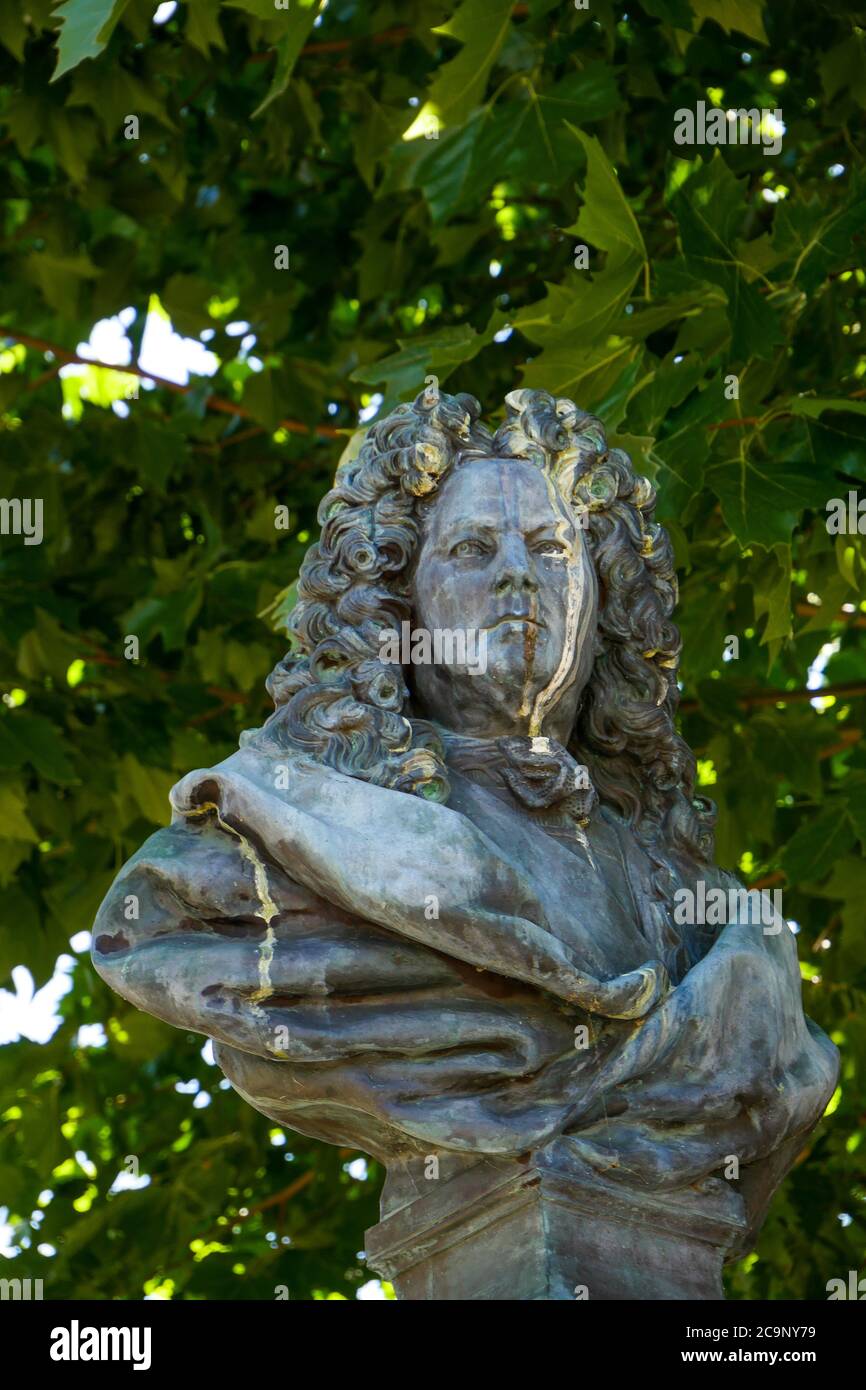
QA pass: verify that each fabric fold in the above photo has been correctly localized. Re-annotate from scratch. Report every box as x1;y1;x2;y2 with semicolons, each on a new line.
91;735;838;1183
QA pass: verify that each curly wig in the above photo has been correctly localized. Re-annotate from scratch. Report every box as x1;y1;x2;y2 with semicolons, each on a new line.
259;385;715;864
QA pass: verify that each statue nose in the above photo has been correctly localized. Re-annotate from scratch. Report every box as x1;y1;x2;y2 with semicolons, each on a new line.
493;538;538;595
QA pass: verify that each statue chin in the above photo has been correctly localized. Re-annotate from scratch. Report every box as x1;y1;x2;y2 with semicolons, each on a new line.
91;385;838;1300
411;669;571;743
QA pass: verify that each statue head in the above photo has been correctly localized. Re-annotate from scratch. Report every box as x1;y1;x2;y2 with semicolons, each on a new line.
262;386;714;861
409;453;598;746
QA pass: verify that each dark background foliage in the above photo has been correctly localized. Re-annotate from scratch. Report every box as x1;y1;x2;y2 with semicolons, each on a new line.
0;0;864;1299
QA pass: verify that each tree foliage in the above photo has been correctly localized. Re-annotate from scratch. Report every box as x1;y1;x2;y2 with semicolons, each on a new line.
0;0;864;1300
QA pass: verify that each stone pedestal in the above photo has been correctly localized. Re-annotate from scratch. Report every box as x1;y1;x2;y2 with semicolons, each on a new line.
365;1139;748;1301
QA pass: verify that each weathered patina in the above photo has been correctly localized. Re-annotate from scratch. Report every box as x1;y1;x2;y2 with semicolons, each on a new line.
92;387;838;1299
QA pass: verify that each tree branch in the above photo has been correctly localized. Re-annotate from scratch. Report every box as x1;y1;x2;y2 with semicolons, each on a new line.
0;325;343;440
249;5;530;62
679;680;866;713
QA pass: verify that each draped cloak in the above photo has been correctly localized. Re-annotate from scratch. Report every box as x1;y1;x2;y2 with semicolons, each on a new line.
91;730;838;1218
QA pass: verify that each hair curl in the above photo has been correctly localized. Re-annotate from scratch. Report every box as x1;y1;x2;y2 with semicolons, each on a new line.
259;386;715;863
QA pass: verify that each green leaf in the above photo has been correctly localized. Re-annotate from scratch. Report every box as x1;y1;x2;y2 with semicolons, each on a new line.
786;398;866;420
640;0;694;25
185;0;225;55
819;36;866;107
350;90;404;191
520;340;641;413
618;291;718;341
532;125;648;345
496;127;648;380
413;108;488;221
428;0;514;129
25;250;99;317
351;324;487;407
123;584;204;653
0;723;25;775
130;419;186;493
751;543;792;650
0;885;40;969
689;0;767;43
161;274;215;338
647;374;726;517
251;1;320;117
48;108;99;183
782;801;855;884
51;0;131;81
116;754;174;826
414;69;621;220
626;353;709;436
591;353;647;432
774;410;866;482
806;857;866;977
242;369;281;430
17;612;83;687
491;69;622;182
0;784;39;843
671;156;783;360
67;65;178;137
564;126;645;262
0;8;29;60
747;712;823;800
0;713;76;785
707;449;821;548
843;779;866;848
772;174;866;295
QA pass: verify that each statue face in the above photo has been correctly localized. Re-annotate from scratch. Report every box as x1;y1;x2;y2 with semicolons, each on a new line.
410;457;597;742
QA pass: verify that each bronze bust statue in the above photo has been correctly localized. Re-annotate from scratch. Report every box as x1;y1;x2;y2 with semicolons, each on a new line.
92;387;838;1299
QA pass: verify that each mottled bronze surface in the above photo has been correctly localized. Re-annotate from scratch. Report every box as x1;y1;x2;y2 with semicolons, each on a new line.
92;387;838;1298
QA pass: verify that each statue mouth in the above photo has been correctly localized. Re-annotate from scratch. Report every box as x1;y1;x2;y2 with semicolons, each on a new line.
486;614;543;630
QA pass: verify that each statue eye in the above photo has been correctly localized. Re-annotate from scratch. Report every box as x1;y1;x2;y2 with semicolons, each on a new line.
451;538;487;558
535;540;567;557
